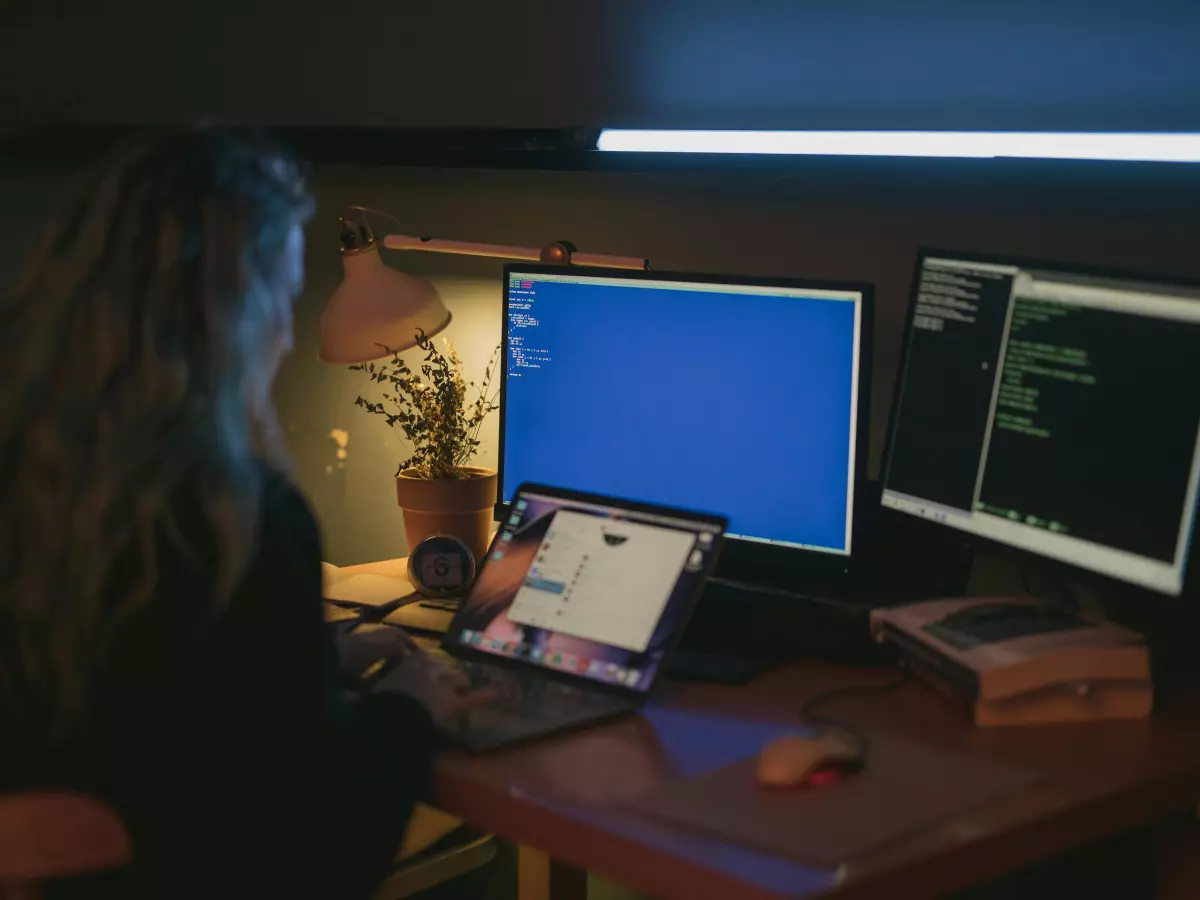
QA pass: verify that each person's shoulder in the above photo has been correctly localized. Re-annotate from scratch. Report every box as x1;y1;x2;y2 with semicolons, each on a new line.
250;465;324;578
255;462;315;516
214;462;325;631
253;460;319;532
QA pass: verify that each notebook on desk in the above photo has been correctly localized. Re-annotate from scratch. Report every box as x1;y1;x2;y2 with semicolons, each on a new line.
322;561;461;632
426;483;727;750
324;572;414;607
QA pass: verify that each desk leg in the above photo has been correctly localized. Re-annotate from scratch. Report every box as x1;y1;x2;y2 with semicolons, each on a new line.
518;846;588;900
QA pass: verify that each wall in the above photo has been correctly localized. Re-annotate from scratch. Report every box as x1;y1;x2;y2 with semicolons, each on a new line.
5;158;1200;563
4;1;1200;131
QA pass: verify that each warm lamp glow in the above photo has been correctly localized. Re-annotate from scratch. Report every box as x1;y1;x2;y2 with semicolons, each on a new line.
318;245;452;363
319;205;646;364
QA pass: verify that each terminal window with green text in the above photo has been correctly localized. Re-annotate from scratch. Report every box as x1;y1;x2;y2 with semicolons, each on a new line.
883;254;1200;595
501;271;865;555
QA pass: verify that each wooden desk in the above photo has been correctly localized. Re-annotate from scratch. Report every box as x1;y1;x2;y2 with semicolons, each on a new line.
330;559;1200;898
431;663;1200;900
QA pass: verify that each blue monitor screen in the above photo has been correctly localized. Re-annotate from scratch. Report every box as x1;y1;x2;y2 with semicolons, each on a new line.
501;270;866;555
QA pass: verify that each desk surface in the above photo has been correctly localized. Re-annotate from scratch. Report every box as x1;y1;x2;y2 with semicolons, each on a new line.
433;663;1200;900
337;559;1200;899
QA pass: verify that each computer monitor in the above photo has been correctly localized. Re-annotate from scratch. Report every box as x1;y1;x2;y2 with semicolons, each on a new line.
882;249;1200;597
498;265;872;580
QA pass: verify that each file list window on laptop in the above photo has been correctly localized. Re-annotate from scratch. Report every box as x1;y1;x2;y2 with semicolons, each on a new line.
450;491;721;692
506;510;695;652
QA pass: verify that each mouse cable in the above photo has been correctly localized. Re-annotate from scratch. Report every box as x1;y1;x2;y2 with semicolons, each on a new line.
798;664;912;759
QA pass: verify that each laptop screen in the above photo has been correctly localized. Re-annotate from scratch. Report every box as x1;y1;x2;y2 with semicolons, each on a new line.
447;488;724;692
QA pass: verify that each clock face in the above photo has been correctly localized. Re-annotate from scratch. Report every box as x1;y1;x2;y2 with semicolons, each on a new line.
408;534;476;598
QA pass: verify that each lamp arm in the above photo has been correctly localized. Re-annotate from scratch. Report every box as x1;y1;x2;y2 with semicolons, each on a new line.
380;233;648;271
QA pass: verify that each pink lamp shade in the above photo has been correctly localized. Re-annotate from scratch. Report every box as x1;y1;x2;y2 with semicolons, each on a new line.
318;245;452;363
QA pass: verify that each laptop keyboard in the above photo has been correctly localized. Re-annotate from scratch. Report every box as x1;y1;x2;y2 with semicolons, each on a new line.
426;647;635;746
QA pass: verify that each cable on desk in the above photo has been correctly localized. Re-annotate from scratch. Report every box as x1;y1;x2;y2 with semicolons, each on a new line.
799;665;912;760
324;591;420;632
355;591;420;624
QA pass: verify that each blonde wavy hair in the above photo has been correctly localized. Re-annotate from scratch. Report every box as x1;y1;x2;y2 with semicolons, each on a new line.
0;127;313;733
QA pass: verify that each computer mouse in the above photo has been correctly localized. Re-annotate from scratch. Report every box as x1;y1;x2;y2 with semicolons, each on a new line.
756;729;865;789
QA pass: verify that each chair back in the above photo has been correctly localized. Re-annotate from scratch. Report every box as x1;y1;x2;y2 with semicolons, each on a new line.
0;792;132;900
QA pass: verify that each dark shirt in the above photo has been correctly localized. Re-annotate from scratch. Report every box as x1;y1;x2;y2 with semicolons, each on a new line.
0;470;433;899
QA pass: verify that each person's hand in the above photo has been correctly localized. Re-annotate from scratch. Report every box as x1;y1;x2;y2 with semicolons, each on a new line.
371;650;494;723
335;624;419;686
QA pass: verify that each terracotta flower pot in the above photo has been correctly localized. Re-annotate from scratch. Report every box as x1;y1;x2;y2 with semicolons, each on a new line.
394;466;498;566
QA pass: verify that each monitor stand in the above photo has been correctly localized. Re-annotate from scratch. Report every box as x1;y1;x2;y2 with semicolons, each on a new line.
666;577;890;684
665;578;793;684
666;645;787;685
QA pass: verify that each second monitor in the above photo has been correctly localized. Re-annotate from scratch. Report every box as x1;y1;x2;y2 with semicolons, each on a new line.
499;265;873;582
883;250;1200;597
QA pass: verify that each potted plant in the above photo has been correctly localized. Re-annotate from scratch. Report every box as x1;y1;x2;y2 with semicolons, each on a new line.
352;330;501;565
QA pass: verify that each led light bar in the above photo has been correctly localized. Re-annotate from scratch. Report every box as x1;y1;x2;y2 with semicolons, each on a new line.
595;130;1200;163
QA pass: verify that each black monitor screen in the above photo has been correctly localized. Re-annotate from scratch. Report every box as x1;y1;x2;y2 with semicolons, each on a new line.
883;252;1200;596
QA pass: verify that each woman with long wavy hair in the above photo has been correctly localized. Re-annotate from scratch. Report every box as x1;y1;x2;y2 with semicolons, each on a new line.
0;127;467;899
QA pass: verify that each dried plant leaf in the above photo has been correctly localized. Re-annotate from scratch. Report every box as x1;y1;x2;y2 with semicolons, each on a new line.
349;328;502;480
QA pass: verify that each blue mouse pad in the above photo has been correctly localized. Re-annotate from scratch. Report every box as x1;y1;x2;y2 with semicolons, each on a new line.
621;731;1040;868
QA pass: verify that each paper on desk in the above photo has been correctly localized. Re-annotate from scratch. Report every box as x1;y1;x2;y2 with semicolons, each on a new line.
324;573;414;607
322;561;349;588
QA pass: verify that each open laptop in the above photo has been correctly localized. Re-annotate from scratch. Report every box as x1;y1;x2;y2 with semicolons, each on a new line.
432;483;726;750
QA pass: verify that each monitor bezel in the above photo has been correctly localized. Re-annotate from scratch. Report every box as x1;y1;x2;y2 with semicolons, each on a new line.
496;263;874;586
881;247;1200;598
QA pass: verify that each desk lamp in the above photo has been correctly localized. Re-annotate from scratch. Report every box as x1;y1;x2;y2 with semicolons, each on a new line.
319;206;649;363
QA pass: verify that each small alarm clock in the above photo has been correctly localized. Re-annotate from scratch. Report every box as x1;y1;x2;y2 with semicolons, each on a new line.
407;534;476;598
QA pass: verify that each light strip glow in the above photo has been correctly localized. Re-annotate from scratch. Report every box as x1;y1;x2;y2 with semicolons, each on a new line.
595;130;1200;163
